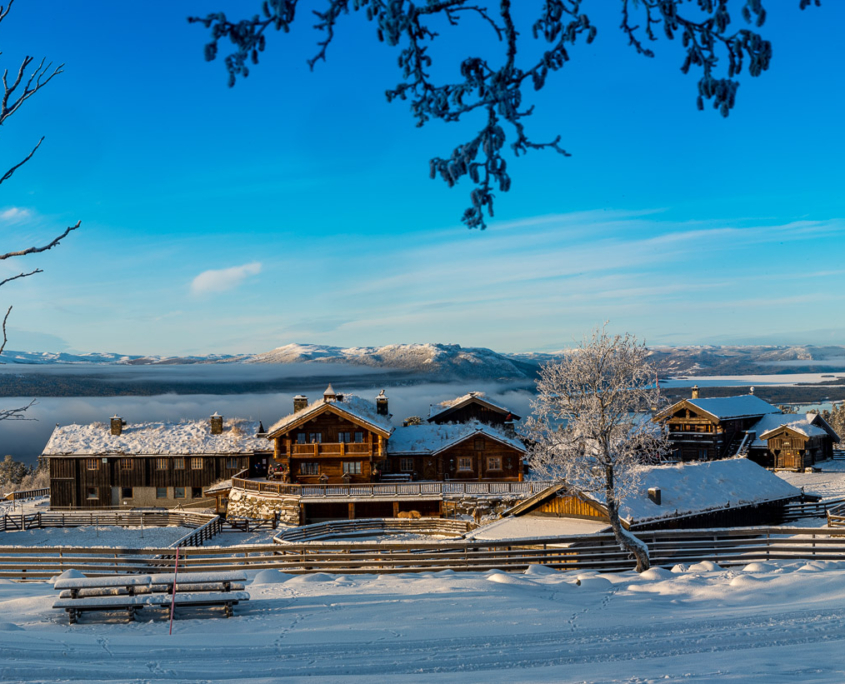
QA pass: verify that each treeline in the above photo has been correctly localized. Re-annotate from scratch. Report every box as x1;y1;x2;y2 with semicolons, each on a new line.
0;455;48;494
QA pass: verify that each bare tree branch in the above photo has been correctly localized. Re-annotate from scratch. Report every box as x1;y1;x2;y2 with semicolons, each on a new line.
0;305;9;357
0;398;37;422
0;135;42;186
0;220;80;261
0;268;41;289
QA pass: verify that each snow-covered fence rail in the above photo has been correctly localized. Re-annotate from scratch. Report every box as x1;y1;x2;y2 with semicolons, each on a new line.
1;510;219;533
781;498;845;522
827;502;845;527
232;478;555;498
5;487;50;502
4;526;845;580
274;517;474;542
169;516;224;548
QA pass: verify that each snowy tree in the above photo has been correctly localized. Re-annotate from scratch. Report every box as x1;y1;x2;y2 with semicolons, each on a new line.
526;327;669;572
0;0;80;422
189;1;820;229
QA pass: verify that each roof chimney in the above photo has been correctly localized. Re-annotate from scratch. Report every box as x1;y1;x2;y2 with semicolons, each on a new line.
110;415;124;436
648;487;661;505
750;386;755;395
691;385;699;400
376;389;389;416
210;412;224;435
293;395;308;412
324;384;337;402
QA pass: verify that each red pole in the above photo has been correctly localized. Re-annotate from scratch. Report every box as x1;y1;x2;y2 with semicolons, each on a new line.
169;547;180;635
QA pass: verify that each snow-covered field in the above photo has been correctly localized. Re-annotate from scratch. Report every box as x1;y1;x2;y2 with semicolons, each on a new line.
775;459;845;500
0;525;193;548
2;560;845;682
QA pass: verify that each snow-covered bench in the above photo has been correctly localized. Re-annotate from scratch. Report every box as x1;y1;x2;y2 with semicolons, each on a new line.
53;572;249;624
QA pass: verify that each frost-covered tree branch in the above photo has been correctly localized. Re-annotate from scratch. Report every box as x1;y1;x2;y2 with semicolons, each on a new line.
189;0;820;230
526;326;670;572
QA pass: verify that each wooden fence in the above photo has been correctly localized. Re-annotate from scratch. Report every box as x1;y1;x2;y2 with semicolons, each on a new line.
781;497;845;522
2;525;845;580
274;517;474;542
1;509;219;534
169;515;224;548
4;487;50;502
233;478;554;498
827;501;845;527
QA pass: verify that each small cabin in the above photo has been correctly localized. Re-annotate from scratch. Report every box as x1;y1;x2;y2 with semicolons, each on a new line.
747;412;839;470
428;391;520;427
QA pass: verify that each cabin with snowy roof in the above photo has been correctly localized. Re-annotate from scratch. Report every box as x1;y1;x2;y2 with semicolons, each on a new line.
264;386;394;485
42;415;271;509
386;421;525;481
427;391;520;427
654;387;839;470
505;459;802;530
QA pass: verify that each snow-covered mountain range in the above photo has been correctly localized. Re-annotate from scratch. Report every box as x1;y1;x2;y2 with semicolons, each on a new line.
4;343;845;379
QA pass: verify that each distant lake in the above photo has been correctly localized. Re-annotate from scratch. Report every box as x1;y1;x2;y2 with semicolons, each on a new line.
663;373;845;387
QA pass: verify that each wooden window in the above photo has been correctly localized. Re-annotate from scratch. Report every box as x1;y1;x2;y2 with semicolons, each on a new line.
296;433;307;444
226;458;239;469
121;487;133;499
191;457;203;470
487;456;502;471
400;458;414;472
86;487;98;500
156;458;168;471
354;431;364;443
474;438;486;451
457;457;472;471
309;432;322;444
301;462;319;475
174;457;185;470
174;487;185;499
120;458;133;471
156;487;167;499
338;432;351;443
191;487;203;498
342;461;362;475
86;459;99;471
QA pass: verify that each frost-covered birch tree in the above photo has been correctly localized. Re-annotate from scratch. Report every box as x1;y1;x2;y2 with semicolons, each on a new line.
0;0;80;421
527;327;669;572
189;1;820;230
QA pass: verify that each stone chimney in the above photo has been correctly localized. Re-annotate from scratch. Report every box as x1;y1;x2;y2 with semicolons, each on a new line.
210;412;224;435
110;415;124;436
294;395;308;412
691;385;699;399
324;384;337;403
376;389;389;416
503;414;516;437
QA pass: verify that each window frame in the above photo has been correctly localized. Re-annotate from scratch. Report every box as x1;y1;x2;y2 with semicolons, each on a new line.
400;458;414;472
173;457;185;470
338;431;351;444
86;458;100;471
191;457;204;470
300;462;319;476
486;456;502;471
354;431;364;444
226;457;239;470
156;487;168;499
155;458;168;471
342;461;362;475
174;486;186;499
120;458;133;471
308;432;322;444
296;433;307;444
121;486;133;499
457;457;473;472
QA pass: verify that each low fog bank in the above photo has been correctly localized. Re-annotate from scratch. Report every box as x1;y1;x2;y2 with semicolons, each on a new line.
0;382;535;466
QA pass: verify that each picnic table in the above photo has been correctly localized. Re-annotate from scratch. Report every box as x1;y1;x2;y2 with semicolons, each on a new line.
53;571;249;624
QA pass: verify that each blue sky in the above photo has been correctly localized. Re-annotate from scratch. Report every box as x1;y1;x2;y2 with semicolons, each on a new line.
0;1;843;355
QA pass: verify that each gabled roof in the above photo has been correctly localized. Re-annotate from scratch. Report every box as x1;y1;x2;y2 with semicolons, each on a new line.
388;421;526;456
655;395;780;422
509;460;800;526
43;419;268;457
427;391;520;421
751;412;838;446
265;394;393;439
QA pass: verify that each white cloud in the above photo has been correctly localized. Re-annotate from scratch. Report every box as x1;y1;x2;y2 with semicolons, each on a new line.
190;262;262;296
0;207;33;224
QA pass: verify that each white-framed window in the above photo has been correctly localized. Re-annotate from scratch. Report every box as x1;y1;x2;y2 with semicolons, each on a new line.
300;462;319;475
342;461;362;475
191;457;204;470
400;458;414;472
486;456;502;471
457;457;473;471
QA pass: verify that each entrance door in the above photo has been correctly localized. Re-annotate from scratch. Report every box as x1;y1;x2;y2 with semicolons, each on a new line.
111;487;120;507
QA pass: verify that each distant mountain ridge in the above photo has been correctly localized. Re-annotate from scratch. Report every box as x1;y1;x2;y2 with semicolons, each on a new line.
4;343;845;379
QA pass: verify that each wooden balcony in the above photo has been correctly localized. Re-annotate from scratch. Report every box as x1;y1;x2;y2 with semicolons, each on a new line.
290;442;372;457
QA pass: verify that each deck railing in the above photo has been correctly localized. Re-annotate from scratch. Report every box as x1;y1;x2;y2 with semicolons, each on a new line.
290;442;371;457
231;478;554;499
1;525;844;580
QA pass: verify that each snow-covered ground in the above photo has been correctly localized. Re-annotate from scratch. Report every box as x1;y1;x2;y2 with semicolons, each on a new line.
0;525;193;548
2;560;845;682
467;516;609;541
775;459;845;500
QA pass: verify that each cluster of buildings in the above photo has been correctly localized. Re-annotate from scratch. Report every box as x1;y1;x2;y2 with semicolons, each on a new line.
42;385;839;526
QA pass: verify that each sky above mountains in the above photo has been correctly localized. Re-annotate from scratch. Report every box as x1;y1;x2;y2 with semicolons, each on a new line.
1;1;843;355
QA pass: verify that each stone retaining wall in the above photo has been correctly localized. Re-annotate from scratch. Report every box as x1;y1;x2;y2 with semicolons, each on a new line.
226;488;301;524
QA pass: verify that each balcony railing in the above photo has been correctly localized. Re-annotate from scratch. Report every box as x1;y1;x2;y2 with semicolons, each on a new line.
289;442;372;457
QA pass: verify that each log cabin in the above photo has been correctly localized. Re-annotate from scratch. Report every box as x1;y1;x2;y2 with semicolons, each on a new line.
655;387;839;470
386;421;525;481
43;415;271;509
264;386;394;484
504;459;802;530
427;391;521;427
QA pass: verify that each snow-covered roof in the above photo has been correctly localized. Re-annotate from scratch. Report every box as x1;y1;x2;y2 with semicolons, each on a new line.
265;393;393;438
660;395;780;422
597;459;800;524
388;421;526;456
750;413;834;447
428;391;519;421
43;419;269;457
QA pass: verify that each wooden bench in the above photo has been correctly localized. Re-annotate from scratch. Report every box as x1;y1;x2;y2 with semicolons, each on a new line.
53;572;249;624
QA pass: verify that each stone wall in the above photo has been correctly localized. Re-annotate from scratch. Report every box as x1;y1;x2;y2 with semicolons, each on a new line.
226;488;301;524
442;495;523;524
